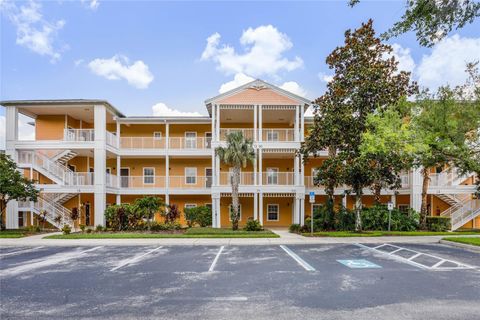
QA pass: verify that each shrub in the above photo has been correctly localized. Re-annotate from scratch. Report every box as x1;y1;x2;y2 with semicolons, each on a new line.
79;224;86;232
289;224;301;233
426;216;451;231
105;204;140;231
244;219;263;231
165;204;181;223
361;205;419;231
184;206;212;227
95;225;104;232
335;207;356;231
86;228;92;233
303;217;324;232
312;200;336;230
62;224;71;235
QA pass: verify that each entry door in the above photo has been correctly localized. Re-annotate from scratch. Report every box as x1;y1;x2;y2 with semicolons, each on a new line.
205;132;212;148
120;168;130;188
205;168;212;188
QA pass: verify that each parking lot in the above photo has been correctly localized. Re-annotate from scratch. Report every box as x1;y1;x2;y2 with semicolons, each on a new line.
1;243;479;320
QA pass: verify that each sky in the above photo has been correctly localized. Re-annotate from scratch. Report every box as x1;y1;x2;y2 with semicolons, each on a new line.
1;0;479;148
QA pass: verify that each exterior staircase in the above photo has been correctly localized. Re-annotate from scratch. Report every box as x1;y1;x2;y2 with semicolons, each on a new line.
51;149;78;164
441;198;480;230
18;196;73;229
18;150;75;185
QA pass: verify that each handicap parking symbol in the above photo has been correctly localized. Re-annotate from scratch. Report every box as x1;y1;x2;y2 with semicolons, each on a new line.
337;259;382;269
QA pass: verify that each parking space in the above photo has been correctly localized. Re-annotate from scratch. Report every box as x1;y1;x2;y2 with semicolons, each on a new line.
1;243;479;319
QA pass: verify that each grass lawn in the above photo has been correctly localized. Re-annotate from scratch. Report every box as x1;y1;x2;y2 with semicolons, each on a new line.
442;237;480;247
0;229;44;238
302;230;480;237
45;228;279;239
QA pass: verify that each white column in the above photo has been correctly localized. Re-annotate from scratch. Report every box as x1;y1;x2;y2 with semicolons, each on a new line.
294;105;299;142
211;104;216;141
258;105;263;142
5;106;18;158
94;104;107;227
300;153;305;186
116;155;121;192
342;195;347;208
258;192;263;225
165;123;170;191
300;196;305;225
253;149;258;185
294;154;299;185
216;104;220;139
116;121;120;148
253;104;258;142
391;194;397;207
253;192;258;220
258;148;263;185
215;153;220;185
410;168;422;212
292;198;299;224
116;194;121;205
300;105;305;142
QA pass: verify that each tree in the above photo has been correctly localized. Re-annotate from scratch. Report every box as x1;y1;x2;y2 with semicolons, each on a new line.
216;131;255;230
350;0;480;47
133;196;165;231
303;20;417;231
165;204;181;224
0;154;39;229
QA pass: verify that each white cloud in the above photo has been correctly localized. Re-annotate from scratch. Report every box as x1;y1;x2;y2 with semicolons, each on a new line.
152;103;203;117
279;81;307;97
218;73;255;93
201;25;303;77
74;59;84;67
81;0;100;11
0;114;35;150
390;43;416;73
318;72;333;83
88;55;154;89
416;34;480;90
0;0;65;62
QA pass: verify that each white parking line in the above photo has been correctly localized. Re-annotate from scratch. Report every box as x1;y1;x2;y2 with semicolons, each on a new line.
355;243;477;271
0;247;44;258
208;246;225;272
110;246;163;271
0;246;103;277
280;245;316;272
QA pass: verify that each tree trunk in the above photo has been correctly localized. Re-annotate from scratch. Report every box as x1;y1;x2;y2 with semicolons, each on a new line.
231;166;241;230
420;167;430;229
354;189;363;232
326;147;337;206
373;182;382;204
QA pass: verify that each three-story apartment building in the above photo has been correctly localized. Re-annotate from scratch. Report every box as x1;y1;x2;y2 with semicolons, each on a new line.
2;80;479;230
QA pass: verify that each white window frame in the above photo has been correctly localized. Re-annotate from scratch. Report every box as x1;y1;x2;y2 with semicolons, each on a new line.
185;167;197;185
229;204;242;221
205;132;212;148
185;132;197;149
153;131;162;140
143;167;155;185
184;204;197;210
120;167;130;188
267;204;279;221
205;167;212;187
266;167;279;185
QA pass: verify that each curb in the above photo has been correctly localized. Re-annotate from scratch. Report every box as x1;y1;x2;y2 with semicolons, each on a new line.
439;240;480;253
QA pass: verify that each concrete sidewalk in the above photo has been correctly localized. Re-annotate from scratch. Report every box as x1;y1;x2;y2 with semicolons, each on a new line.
2;229;478;247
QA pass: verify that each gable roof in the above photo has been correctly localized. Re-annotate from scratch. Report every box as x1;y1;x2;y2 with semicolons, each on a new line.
204;79;311;116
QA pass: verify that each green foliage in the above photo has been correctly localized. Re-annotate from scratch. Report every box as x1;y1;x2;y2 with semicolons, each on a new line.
184;206;212;227
289;224;301;233
134;196;165;230
105;204;139;231
62;224;71;235
216;131;255;231
426;216;451;232
79;224;86;232
150;221;182;231
361;205;419;231
334;207;357;231
350;0;480;47
243;219;263;231
312;201;336;230
95;225;104;232
164;203;181;224
0;154;39;229
70;207;79;221
86;228;92;234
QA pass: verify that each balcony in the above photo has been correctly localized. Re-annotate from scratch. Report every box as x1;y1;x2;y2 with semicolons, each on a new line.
107;175;212;190
64;129;95;142
219;172;255;185
118;136;211;155
218;172;294;186
219;128;298;146
304;173;411;190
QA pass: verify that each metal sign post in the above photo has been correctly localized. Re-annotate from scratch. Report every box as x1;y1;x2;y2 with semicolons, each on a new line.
387;202;394;232
309;192;315;235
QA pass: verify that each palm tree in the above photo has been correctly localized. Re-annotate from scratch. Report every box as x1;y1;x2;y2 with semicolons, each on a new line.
216;131;255;230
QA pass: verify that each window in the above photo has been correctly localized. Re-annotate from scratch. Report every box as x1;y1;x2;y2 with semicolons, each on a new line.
18;212;25;227
185;132;197;149
398;205;409;213
205;203;212;210
143;167;155;184
153;132;162;140
185;167;197;185
267;204;279;221
266;130;279;142
229;204;242;221
266;168;279;185
185;204;197;210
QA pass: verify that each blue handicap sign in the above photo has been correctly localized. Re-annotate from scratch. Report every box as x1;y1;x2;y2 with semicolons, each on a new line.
337;259;382;269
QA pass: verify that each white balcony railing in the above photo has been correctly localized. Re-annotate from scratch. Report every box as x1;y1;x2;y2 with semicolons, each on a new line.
429;169;470;187
116;176;167;188
106;131;118;148
169;176;212;188
219;172;255;186
63;129;95;142
120;137;166;149
169;137;211;150
220;129;255;141
261;129;295;142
